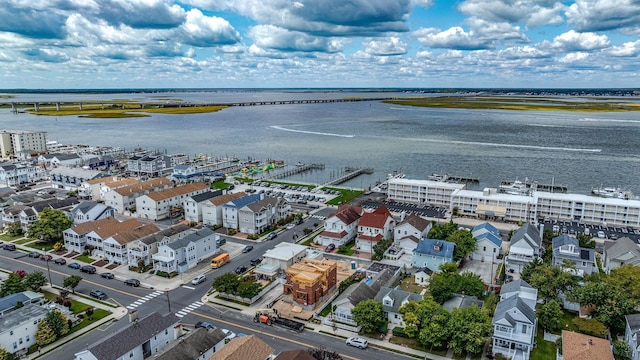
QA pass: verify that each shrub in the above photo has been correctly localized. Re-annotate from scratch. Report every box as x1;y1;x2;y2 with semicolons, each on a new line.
572;317;609;338
393;327;409;338
156;271;169;278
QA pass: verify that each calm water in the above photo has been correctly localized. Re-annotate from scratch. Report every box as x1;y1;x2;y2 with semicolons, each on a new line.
1;90;639;195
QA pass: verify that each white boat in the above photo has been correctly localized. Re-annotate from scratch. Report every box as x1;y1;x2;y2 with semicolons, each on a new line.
499;180;529;195
591;186;633;199
295;162;304;167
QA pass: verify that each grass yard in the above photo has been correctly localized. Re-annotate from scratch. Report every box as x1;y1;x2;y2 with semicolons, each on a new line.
389;336;449;357
530;328;557;360
26;241;54;251
399;276;428;294
14;237;34;244
325;188;363;205
0;233;24;241
69;308;110;334
75;255;96;263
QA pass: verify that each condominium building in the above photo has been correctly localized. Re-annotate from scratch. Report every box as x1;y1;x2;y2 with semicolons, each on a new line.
0;130;47;158
387;178;465;207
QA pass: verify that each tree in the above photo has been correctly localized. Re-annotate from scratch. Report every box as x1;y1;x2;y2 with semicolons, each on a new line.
607;265;640;300
428;264;484;304
236;280;261;299
525;263;577;303
63;275;82;294
307;347;343;360
372;238;393;260
538;299;563;332
0;272;26;297
520;257;543;283
576;234;595;249
0;347;12;360
569;280;635;335
27;207;73;243
447;229;476;261
446;305;492;355
428;221;459;240
5;222;23;237
212;272;240;294
613;340;630;360
35;319;56;346
428;269;457;304
456;271;485;298
352;299;386;333
46;309;69;338
24;271;48;291
399;297;450;349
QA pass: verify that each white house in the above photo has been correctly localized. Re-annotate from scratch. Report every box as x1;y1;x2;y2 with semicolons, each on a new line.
0;161;47;187
69;201;115;224
492;279;538;360
254;243;308;280
63;217;143;254
152;227;219;274
375;286;423;326
238;196;290;235
394;213;432;254
50;167;104;191
356;206;395;253
625;314;640;360
472;222;502;262
38;153;83;168
104;177;173;213
603;237;640;273
506;223;542;273
101;223;160;263
414;267;433;286
74;312;181;360
0;304;49;356
222;193;263;230
126;224;191;268
552;235;595;277
314;205;363;247
183;190;223;223
80;176;137;201
136;182;209;221
202;192;247;226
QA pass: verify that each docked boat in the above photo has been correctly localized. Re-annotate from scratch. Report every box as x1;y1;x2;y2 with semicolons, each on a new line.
591;186;633;199
499;180;529;195
295;162;304;167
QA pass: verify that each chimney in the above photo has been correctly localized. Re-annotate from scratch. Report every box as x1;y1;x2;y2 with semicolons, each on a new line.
129;309;139;323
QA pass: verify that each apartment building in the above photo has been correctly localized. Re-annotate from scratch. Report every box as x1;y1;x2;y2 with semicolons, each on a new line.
104;177;173;213
0;130;47;158
135;182;209;221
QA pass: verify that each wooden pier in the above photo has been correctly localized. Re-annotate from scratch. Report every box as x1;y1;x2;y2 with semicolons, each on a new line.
327;167;374;186
271;163;325;179
429;173;480;184
500;180;568;193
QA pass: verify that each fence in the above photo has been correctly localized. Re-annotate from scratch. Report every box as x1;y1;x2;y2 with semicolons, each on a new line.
321;315;362;332
218;278;284;305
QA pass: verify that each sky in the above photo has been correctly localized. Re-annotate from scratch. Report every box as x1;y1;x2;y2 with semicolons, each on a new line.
1;0;640;89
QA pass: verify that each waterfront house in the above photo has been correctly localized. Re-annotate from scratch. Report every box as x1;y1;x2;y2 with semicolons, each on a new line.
154;328;226;360
50;167;105;191
492;279;538;360
126;153;173;178
202;192;247;226
136;182;209;221
394;213;432;254
238;196;290;235
283;258;337;309
80;176;137;201
208;335;273;360
63;217;142;254
183;190;223;223
0;161;47;186
126;224;191;268
331;268;395;326
603;237;640;273
222;193;263;230
374;286;423;326
74;312;181;360
507;223;542;273
560;330;613;360
625;314;640;360
411;238;455;270
254;243;308;280
152;227;218;274
355;206;394;253
315;205;363;247
69;201;115;224
472;222;502;262
552;235;595;277
104;177;173;213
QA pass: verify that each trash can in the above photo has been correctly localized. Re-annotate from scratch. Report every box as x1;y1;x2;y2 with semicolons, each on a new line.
351;261;356;270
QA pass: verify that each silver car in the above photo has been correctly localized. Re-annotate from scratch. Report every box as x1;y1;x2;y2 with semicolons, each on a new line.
346;337;368;349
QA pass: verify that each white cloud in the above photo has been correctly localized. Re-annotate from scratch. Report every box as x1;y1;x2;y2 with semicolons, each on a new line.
458;0;566;27
548;30;610;51
248;25;342;53
179;9;241;46
363;37;407;55
558;52;589;63
414;27;489;50
566;0;640;33
607;40;640;57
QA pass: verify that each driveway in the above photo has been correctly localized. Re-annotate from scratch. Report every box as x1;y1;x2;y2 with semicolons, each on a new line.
461;259;497;285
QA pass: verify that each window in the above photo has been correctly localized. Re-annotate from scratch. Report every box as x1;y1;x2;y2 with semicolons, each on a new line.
521;324;527;333
483;246;486;252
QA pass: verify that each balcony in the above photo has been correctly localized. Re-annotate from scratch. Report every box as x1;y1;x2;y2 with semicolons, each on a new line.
493;329;534;344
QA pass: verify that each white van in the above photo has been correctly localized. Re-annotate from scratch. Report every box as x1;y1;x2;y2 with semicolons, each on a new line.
584;228;590;236
597;230;606;239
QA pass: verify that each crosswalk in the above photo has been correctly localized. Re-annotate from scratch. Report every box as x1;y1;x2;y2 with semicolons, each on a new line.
126;290;163;310
310;214;326;220
175;301;204;318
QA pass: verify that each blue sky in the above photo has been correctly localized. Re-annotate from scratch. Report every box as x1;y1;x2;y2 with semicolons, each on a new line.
1;0;639;89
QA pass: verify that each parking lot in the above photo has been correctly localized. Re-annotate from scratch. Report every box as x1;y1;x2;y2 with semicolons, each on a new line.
360;199;448;219
540;219;640;243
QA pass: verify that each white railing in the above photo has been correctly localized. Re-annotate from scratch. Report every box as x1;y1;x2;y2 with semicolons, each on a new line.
493;330;533;343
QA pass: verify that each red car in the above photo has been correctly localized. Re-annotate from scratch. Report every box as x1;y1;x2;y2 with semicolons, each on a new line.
15;270;27;278
41;255;53;261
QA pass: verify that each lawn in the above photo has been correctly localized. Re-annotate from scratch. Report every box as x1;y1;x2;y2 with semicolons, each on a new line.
75;254;96;263
69;308;110;334
389;336;448;357
25;241;54;251
0;233;23;241
530;327;557;360
399;276;428;295
325;188;363;205
14;237;34;244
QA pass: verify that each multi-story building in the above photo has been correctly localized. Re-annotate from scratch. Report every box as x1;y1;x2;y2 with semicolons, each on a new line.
2;197;79;231
80;176;137;201
102;223;160;263
0;130;47;158
254;243;308;280
0;304;50;356
126;224;191;267
472;222;502;262
387;178;465;207
63;217;142;254
135;182;209;221
507;224;543;273
315;205;363;247
37;153;82;168
69;201;115;225
50;167;105;191
126;153;183;178
222;193;263;230
602;237;640;273
238;197;290;235
355;206;395;253
183;190;223;223
451;188;535;222
492;279;538;360
152;227;219;274
375;286;423;326
103;177;173;213
412;239;455;270
552;235;595;277
283;258;337;309
0;161;47;187
394;213;432;254
202;192;247;226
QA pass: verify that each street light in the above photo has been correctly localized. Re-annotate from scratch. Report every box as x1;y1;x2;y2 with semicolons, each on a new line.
43;247;52;286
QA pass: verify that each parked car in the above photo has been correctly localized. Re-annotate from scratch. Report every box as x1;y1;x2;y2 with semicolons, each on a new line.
67;262;81;269
101;272;114;279
295;217;304;225
267;232;278;240
325;243;336;252
250;258;262;266
242;245;253;253
216;238;226;246
90;289;107;300
28;251;41;258
3;244;15;251
54;258;66;265
222;329;236;341
124;279;141;287
235;266;248;274
80;265;97;274
286;223;295;230
346;337;368;349
191;274;206;285
195;321;216;330
40;254;53;261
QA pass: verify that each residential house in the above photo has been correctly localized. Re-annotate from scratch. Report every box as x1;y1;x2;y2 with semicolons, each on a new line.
331;268;395;326
442;294;484;312
560;330;613;360
0;161;47;187
411;238;455;270
154;328;227;360
202;192;247;226
507;223;543;273
625;314;640;360
0;291;44;316
355;206;395;253
254;243;308;280
414;267;433;286
315;205;363;247
50;167;105;191
152;227;219;274
38;153;82;168
283;258;338;309
603;237;640;273
69;201;115;225
394;213;432;254
104;177;173;213
208;335;274;360
183;190;223;223
126;224;191;268
11;197;79;231
222;193;263;230
81;154;116;170
492;279;538;360
63;217;142;254
127;154;174;178
472;222;502;262
0;304;50;356
238;197;290;235
375;286;423;326
80;176;137;201
74;312;181;360
102;223;160;263
273;349;316;360
552;235;595;277
136;182;209;221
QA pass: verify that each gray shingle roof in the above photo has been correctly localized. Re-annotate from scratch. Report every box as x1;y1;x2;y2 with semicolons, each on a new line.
510;223;542;250
442;294;484;312
375;286;423;313
493;295;537;326
166;227;215;250
500;279;533;296
626;314;640;332
138;224;191;245
605;237;640;260
190;190;223;203
154;328;226;360
85;312;179;360
336;268;395;307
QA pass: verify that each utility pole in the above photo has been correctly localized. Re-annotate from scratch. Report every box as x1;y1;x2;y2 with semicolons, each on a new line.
165;289;172;313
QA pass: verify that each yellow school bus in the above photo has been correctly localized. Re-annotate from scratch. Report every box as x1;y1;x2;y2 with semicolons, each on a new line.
211;253;230;269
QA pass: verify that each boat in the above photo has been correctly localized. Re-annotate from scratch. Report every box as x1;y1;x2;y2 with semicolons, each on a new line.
591;186;633;199
499;180;529;195
295;162;304;167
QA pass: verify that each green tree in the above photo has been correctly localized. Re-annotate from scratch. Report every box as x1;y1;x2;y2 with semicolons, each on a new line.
307;347;343;360
63;275;82;294
400;297;450;349
46;309;69;338
520;257;543;283
428;269;457;304
236;280;261;299
372;238;393;261
428;221;459;240
613;340;630;360
569;281;635;335
212;272;240;294
446;305;492;355
27;207;73;243
0;273;26;297
456;271;485;298
447;229;476;261
607;265;640;300
24;271;48;291
5;222;23;237
0;346;11;360
35;319;56;346
352;299;386;333
538;299;563;332
576;234;595;249
526;264;577;303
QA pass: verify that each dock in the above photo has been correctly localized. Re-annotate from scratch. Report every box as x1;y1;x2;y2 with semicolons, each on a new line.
429;173;480;184
270;163;325;179
500;180;568;193
326;167;374;186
